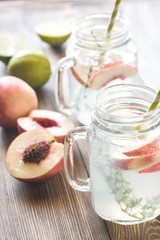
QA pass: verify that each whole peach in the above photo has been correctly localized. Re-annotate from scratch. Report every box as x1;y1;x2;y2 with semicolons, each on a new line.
0;76;38;128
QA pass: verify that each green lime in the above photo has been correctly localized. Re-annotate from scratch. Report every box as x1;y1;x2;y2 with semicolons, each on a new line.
7;49;51;89
0;34;28;64
35;21;72;46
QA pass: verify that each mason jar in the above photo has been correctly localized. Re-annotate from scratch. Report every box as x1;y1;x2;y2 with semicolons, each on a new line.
64;83;160;225
55;13;141;125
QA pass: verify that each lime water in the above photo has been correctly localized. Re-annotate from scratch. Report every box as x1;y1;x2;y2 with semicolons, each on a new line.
67;69;96;124
89;131;160;224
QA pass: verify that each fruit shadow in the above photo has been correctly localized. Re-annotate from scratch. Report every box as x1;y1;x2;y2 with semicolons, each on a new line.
1;128;18;151
14;171;65;206
35;87;80;126
51;45;66;59
35;87;59;112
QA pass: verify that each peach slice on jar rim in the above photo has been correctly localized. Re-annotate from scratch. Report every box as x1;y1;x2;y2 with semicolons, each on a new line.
6;129;64;183
17;109;75;143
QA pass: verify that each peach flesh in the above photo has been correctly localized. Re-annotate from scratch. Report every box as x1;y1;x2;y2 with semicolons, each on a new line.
32;117;60;128
17;110;75;143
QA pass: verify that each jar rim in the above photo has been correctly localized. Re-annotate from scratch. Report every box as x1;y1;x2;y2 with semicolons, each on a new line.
74;12;130;45
93;83;160;131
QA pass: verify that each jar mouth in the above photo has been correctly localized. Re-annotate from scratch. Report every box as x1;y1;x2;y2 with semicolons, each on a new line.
74;12;130;50
93;84;160;131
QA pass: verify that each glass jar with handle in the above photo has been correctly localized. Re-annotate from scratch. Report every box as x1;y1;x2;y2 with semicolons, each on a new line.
55;13;141;125
64;83;160;225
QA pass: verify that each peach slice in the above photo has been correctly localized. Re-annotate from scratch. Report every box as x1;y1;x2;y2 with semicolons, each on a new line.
17;110;75;143
123;137;160;157
115;154;158;171
115;137;160;171
71;61;137;90
6;129;64;183
70;64;92;86
88;61;137;90
139;161;160;173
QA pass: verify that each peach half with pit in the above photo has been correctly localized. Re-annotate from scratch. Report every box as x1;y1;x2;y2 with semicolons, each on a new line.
6;129;64;183
17;110;75;143
0;76;38;128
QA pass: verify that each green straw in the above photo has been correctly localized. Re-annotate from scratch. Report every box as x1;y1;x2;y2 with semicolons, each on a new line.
100;0;122;57
148;89;160;111
107;0;122;37
135;89;160;130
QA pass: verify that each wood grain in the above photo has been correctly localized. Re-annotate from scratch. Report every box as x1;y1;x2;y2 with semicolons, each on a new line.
0;1;160;240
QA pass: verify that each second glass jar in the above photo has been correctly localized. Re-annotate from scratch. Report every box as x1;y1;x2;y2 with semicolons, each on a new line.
55;12;140;125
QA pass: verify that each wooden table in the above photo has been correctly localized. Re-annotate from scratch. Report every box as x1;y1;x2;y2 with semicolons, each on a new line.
0;1;160;239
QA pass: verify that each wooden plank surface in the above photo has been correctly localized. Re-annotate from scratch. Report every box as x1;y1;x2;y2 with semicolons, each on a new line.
0;1;160;240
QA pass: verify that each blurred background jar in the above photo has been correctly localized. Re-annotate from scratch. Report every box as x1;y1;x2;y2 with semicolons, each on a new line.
55;12;141;125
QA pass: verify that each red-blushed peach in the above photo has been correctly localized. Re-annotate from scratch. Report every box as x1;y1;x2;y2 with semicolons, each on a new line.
0;76;38;128
6;129;64;183
17;109;75;143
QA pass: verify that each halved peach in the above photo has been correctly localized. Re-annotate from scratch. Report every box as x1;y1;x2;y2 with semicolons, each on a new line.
6;129;64;183
17;109;75;143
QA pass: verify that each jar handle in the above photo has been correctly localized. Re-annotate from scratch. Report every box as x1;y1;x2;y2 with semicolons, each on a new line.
64;126;90;192
54;56;76;111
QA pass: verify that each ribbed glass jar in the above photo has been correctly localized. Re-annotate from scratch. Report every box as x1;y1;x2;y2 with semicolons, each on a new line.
55;13;140;125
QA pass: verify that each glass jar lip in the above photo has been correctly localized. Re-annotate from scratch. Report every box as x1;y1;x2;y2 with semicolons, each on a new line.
93;83;160;128
74;12;130;43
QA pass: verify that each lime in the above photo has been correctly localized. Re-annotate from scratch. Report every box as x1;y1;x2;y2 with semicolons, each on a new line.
7;49;51;89
35;21;72;46
0;34;28;64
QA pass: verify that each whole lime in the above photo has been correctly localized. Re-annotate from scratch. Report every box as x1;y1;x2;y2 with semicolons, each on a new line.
7;49;51;88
